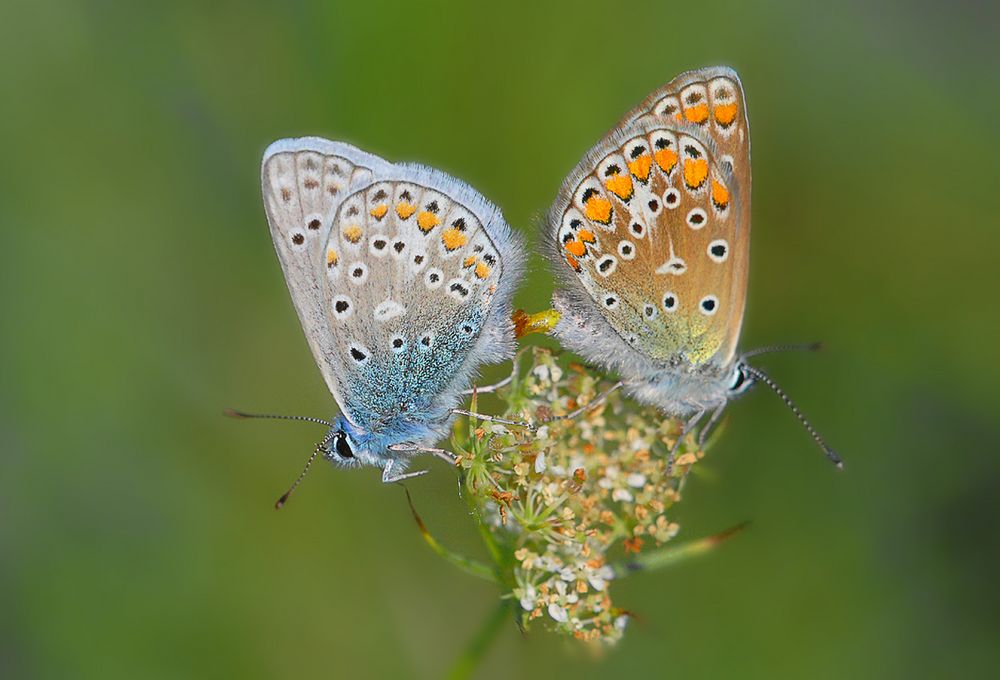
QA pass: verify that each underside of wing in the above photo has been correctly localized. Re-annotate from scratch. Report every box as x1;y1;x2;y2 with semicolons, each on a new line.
322;168;522;430
547;67;751;370
262;138;388;419
263;138;523;431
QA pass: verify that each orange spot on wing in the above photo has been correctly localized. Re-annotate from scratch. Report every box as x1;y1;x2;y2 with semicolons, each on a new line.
416;211;440;233
441;228;467;251
584;196;612;224
627;154;652;182
370;204;388;219
654;148;678;174
343;225;363;243
565;254;581;272
396;202;416;219
714;102;738;126
711;180;730;209
684;159;708;190
604;173;633;200
475;261;491;279
564;240;586;257
463;255;477;268
684;103;709;124
578;229;596;244
326;248;339;267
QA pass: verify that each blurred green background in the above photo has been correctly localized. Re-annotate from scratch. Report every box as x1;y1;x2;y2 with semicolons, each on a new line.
2;1;998;678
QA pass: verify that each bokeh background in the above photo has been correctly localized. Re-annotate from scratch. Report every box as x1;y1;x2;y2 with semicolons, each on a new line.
3;1;998;678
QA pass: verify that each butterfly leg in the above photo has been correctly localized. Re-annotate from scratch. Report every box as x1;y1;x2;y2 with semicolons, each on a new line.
381;459;430;484
697;401;728;448
450;409;536;431
461;370;514;395
667;409;706;469
543;380;625;423
388;443;458;465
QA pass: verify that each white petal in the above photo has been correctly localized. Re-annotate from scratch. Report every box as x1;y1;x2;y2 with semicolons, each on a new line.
548;603;569;623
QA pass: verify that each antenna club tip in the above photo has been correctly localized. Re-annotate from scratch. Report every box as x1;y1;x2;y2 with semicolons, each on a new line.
810;341;824;352
275;493;290;509
223;408;248;419
835;459;845;470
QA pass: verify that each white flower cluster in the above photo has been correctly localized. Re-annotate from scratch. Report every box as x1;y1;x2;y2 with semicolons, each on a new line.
458;347;703;644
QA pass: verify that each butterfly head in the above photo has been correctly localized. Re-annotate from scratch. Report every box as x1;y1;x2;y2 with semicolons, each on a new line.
323;415;377;469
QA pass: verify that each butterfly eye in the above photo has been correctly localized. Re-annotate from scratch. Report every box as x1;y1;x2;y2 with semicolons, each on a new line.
728;365;751;394
334;433;355;460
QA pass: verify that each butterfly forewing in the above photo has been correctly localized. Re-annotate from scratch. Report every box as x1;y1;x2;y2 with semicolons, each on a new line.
262;139;386;421
549;67;750;368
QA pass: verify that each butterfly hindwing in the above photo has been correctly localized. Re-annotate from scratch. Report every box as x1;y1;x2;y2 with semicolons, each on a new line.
548;67;750;369
263;139;523;431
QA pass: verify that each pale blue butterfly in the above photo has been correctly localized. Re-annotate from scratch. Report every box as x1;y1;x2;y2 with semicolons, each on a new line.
231;138;525;505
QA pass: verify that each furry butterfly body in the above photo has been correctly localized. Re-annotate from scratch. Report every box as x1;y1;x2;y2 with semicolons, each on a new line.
261;137;525;483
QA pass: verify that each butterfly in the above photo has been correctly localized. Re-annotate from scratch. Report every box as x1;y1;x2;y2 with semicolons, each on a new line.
543;66;841;466
234;137;526;505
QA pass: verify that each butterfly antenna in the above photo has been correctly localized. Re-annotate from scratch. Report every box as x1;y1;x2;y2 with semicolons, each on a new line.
742;365;843;469
742;342;823;359
223;408;333;428
275;434;334;509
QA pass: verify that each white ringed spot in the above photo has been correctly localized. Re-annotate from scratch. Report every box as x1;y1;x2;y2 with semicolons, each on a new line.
662;291;678;313
389;333;407;353
425;267;444;289
447;277;471;301
686;208;707;229
707;239;729;263
348;342;370;365
699;295;719;316
596;255;617;277
655;255;687;276
332;295;353;320
617;240;636;260
663;188;681;209
369;234;390;257
374;299;406;321
347;262;369;285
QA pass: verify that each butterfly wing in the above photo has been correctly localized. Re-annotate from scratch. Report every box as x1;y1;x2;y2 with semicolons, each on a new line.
263;139;523;432
547;67;750;371
262;138;388;422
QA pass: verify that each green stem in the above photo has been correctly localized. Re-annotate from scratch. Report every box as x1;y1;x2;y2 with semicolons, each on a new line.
446;600;512;680
612;522;750;576
404;488;496;583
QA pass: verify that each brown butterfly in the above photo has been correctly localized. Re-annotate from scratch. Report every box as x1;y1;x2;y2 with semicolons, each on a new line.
544;66;841;466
